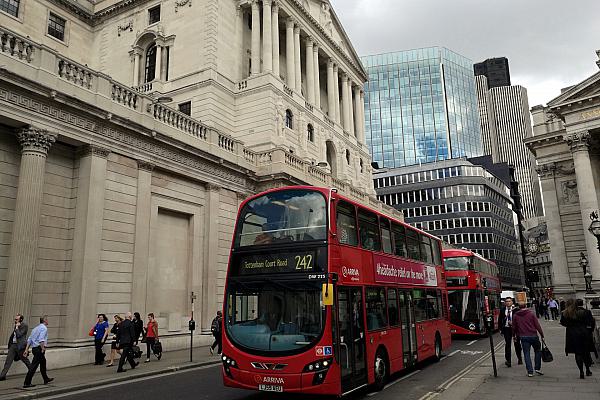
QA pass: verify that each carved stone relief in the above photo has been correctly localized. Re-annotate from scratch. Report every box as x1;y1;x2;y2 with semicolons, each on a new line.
560;180;579;205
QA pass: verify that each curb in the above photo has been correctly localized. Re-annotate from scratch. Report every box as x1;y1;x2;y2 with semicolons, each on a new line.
7;360;222;400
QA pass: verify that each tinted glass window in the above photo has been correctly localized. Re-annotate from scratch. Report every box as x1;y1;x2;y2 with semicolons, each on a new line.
406;229;421;261
337;201;358;246
358;209;381;251
0;0;19;17
420;235;433;264
387;289;399;326
432;240;441;266
366;287;387;330
392;223;407;258
413;289;427;322
426;290;440;319
444;256;471;271
381;219;393;254
48;12;66;41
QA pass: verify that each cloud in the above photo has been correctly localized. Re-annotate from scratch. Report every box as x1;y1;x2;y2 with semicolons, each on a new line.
330;0;600;106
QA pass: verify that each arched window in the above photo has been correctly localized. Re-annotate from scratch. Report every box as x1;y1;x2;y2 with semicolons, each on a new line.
360;158;364;173
346;149;351;165
285;109;293;129
144;44;157;83
307;124;314;142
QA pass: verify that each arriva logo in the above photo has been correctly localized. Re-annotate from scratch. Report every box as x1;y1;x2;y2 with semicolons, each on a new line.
263;376;285;384
342;266;360;280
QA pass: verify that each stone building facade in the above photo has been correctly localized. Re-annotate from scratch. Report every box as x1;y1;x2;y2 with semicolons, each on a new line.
526;52;600;298
0;0;395;367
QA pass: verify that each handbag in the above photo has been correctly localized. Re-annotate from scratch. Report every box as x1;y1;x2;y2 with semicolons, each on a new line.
541;338;553;363
88;327;95;337
152;340;162;355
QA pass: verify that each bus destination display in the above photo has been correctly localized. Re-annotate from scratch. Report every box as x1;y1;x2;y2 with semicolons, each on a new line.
234;250;321;275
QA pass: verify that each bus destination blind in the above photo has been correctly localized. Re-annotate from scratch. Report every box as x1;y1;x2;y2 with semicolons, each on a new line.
235;251;320;275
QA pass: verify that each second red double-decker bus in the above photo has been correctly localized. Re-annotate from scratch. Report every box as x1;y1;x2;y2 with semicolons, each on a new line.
442;249;501;336
221;186;451;396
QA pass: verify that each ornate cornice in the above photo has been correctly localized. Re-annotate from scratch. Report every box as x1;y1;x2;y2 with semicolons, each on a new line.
206;183;221;192
564;131;590;153
77;144;110;159
16;127;57;155
536;161;576;179
137;160;155;171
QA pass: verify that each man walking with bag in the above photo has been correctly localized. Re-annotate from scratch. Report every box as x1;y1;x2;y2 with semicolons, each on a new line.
116;315;138;373
499;297;523;367
512;301;545;377
0;314;31;380
210;311;222;355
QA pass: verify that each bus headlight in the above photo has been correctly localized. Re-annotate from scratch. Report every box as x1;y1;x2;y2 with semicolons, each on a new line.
303;358;333;385
221;355;239;378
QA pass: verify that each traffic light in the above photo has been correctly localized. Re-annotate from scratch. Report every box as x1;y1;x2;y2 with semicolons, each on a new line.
526;269;539;283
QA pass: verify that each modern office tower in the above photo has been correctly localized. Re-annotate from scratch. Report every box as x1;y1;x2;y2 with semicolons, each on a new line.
361;47;483;169
374;158;524;288
475;75;543;220
474;57;511;88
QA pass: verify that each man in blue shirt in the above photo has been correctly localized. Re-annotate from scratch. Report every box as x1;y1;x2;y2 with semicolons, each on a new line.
23;316;53;388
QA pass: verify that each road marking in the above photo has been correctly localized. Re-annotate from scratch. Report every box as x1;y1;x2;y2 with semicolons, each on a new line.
466;340;477;346
447;349;460;357
366;369;421;396
42;363;221;399
458;350;483;355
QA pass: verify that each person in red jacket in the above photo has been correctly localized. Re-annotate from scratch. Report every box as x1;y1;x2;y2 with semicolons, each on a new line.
512;302;545;377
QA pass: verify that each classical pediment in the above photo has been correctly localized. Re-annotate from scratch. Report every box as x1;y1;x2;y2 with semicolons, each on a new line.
548;70;600;108
296;0;367;79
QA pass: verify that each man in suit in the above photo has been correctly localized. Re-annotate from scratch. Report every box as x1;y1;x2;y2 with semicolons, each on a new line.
116;315;138;373
499;297;523;367
0;314;31;380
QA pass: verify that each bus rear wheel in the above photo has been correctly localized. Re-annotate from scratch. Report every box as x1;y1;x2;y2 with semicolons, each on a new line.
434;335;442;362
373;349;388;391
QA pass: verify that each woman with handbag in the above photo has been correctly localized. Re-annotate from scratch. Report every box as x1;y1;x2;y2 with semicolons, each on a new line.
92;314;109;365
560;299;595;378
106;315;123;367
144;313;161;362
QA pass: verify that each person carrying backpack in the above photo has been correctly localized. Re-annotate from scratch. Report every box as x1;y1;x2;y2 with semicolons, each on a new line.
210;311;222;355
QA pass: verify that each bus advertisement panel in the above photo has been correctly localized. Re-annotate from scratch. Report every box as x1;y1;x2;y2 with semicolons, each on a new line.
221;186;451;396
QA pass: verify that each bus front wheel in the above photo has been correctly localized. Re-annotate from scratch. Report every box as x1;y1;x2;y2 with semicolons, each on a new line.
433;334;442;362
373;349;388;391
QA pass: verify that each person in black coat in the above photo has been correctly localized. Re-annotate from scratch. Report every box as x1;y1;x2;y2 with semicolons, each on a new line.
133;312;144;345
560;299;595;379
116;317;138;373
498;297;523;367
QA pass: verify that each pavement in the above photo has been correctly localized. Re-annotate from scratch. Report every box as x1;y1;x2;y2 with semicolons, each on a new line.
436;318;600;400
0;346;222;399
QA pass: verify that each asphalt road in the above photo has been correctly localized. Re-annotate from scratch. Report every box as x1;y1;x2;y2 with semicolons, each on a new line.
49;334;502;400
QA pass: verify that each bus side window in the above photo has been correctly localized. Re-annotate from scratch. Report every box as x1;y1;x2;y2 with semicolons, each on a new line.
366;287;387;330
432;240;442;266
392;223;407;258
426;289;439;319
420;235;433;264
412;289;427;322
387;288;399;326
380;218;393;254
406;229;421;261
358;209;381;252
336;201;358;246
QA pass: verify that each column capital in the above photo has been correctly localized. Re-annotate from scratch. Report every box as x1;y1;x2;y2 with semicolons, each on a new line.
313;43;319;52
294;25;300;34
262;0;271;8
306;36;314;46
16;127;57;155
206;183;221;192
137;160;155;171
327;58;334;68
286;17;295;28
272;0;279;12
564;131;590;152
535;162;557;179
77;145;110;159
250;0;259;8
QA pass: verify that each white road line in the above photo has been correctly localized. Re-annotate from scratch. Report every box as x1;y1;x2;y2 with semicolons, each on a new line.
366;369;421;396
466;340;477;346
447;349;460;357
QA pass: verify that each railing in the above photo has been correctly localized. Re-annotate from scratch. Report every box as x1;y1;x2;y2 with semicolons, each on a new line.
238;80;248;90
111;82;139;110
256;151;273;165
134;82;153;93
218;133;236;153
284;151;304;171
150;103;208;140
332;177;346;190
57;57;94;89
0;28;37;64
283;85;293;96
243;148;256;164
307;165;327;183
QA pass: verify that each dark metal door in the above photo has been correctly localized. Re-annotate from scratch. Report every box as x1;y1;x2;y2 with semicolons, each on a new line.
337;287;367;393
399;290;418;366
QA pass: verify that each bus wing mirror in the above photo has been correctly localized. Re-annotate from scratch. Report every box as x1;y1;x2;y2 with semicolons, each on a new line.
322;283;334;306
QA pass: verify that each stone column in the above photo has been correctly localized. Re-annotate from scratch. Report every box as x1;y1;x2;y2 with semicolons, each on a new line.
155;44;162;81
327;58;335;119
131;161;155;316
354;86;362;140
64;145;110;341
566;131;600;285
132;47;142;87
285;18;295;89
271;1;280;77
348;80;355;136
313;44;321;109
250;0;261;75
536;163;573;294
305;37;315;103
262;0;272;73
359;90;366;144
201;184;221;333
341;73;350;131
294;25;301;93
0;128;56;341
333;64;340;124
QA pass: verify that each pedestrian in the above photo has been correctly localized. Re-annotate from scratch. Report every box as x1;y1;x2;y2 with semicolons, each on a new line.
512;301;545;377
133;312;144;345
144;313;160;362
548;297;559;320
498;297;523;367
92;314;109;365
542;298;550;320
116;313;138;373
210;311;223;355
560;298;595;379
23;315;53;388
532;298;540;318
0;314;31;381
106;315;123;367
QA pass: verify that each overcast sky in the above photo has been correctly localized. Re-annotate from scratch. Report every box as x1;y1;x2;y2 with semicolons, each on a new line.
329;0;600;107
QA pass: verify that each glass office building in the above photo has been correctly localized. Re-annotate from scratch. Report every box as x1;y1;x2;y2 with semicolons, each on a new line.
361;47;483;168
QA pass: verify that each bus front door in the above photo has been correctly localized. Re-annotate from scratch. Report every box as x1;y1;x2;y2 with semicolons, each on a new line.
399;290;418;367
337;287;367;393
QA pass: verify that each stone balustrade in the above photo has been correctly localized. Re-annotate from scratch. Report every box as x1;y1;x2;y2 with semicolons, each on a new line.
0;27;37;63
57;58;94;90
134;82;153;93
112;82;139;110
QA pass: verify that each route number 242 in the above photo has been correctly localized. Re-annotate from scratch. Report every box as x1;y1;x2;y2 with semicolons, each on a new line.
295;254;313;271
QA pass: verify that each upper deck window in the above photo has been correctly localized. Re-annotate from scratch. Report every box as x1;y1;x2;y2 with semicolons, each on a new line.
235;190;326;247
444;256;471;271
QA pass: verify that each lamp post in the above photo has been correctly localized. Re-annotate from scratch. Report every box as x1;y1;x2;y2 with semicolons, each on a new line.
579;252;594;294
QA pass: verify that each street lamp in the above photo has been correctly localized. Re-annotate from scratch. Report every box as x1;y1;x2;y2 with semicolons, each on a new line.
579;252;594;294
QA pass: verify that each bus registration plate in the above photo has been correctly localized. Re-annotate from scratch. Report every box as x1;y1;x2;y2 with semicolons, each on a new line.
258;384;283;392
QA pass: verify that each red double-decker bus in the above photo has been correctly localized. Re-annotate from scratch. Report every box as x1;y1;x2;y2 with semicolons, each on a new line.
221;186;451;396
442;249;501;336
